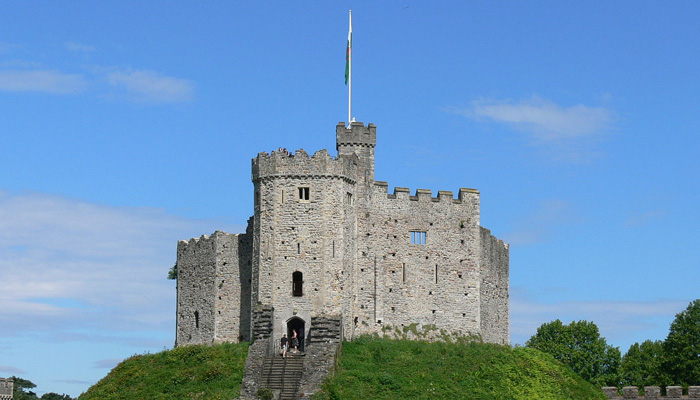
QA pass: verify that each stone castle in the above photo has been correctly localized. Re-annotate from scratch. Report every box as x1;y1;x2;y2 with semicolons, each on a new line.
175;121;509;349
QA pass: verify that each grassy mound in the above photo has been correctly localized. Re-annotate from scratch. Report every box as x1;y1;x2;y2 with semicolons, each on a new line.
313;336;607;400
79;342;249;400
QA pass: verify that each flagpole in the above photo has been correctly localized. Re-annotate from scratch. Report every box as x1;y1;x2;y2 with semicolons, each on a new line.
347;10;352;127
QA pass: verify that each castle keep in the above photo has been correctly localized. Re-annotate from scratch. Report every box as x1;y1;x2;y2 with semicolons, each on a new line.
175;122;509;348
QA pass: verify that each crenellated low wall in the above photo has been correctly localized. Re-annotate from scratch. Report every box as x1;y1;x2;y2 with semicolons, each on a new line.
603;386;700;399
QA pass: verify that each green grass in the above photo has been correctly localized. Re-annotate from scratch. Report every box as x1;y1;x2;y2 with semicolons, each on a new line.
313;336;607;400
78;337;607;400
78;342;249;400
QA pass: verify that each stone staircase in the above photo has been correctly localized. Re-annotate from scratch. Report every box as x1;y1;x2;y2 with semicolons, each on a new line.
260;354;305;400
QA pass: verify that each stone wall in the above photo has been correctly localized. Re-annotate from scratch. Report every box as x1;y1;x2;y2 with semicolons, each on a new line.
350;182;501;342
297;316;343;398
239;305;275;400
0;377;12;400
479;227;510;344
603;386;700;399
176;230;252;346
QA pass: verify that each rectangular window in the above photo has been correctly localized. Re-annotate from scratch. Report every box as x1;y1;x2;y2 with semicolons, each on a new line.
410;231;426;245
298;187;310;201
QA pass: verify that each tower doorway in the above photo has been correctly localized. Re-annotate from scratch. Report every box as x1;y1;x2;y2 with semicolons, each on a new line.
286;317;305;352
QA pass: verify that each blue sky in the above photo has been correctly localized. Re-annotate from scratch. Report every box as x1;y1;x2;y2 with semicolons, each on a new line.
1;1;698;397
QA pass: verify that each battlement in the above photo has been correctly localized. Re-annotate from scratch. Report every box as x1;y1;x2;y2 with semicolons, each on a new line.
178;231;229;248
0;377;12;399
336;121;376;150
252;148;357;182
603;386;700;399
373;181;479;204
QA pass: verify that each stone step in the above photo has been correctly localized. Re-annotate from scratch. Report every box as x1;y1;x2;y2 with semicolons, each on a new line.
260;356;304;399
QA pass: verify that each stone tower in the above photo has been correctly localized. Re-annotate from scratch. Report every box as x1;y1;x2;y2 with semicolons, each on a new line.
175;121;509;346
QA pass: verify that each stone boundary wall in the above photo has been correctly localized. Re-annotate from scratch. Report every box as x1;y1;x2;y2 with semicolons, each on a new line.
297;316;343;398
252;149;357;183
603;386;700;399
0;377;12;399
239;305;274;400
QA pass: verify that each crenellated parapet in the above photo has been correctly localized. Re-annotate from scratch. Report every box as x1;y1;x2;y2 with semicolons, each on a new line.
0;377;12;399
336;121;376;149
373;181;480;205
252;148;358;183
603;386;700;399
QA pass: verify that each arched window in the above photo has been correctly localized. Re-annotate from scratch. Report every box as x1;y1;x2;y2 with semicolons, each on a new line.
292;271;303;296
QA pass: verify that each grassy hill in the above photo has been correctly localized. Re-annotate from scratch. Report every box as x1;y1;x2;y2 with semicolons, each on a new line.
78;337;606;400
78;342;249;400
313;336;607;400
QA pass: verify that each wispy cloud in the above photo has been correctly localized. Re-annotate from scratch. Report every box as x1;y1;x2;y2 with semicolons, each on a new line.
510;290;688;350
456;96;613;141
624;210;667;227
106;69;194;103
0;365;26;374
0;190;243;340
503;199;579;245
0;70;87;94
92;359;122;370
64;41;96;53
449;96;615;162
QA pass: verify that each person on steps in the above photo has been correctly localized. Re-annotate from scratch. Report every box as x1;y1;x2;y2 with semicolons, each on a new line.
280;334;288;358
291;330;299;353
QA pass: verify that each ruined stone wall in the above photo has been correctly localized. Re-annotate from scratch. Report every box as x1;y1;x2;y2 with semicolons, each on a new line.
176;231;251;345
176;234;217;345
603;386;700;399
252;149;358;342
479;227;510;344
350;183;485;339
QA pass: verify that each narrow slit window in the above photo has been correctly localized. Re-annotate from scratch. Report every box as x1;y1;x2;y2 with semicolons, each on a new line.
410;231;427;245
435;264;438;284
298;187;310;201
292;271;303;296
402;263;406;283
194;311;199;329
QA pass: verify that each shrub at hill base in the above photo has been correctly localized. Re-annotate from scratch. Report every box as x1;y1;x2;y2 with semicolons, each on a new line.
313;337;606;400
78;342;249;400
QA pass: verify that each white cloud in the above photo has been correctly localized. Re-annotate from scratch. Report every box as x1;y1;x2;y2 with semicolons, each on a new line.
0;190;244;340
460;96;613;141
503;199;578;245
0;70;87;94
106;69;194;103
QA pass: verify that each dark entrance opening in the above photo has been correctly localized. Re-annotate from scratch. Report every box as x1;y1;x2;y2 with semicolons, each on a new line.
287;317;305;352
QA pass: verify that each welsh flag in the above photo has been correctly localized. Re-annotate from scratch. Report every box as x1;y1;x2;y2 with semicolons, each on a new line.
345;17;352;85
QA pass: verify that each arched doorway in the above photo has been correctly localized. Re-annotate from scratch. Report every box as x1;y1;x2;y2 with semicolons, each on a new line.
287;316;305;352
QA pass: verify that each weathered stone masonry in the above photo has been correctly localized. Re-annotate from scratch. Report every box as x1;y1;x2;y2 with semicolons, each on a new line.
0;377;12;400
175;121;510;347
